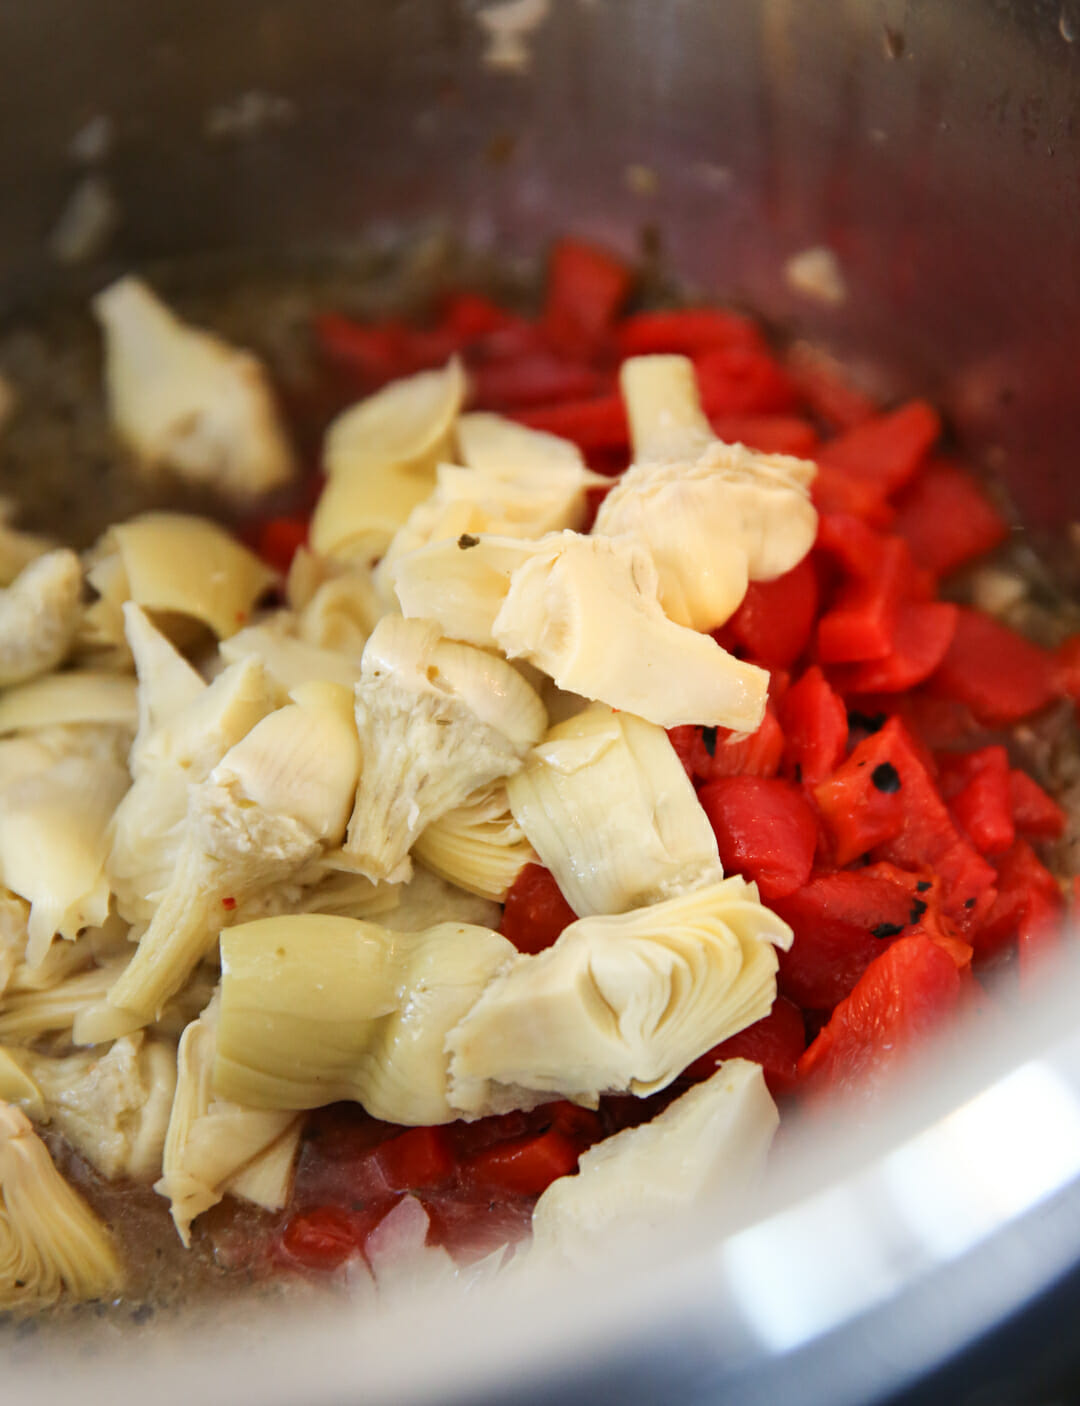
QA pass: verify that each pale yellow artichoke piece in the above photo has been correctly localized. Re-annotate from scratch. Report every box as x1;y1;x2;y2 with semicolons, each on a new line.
89;681;359;1036
0;549;83;688
413;782;536;901
75;549;133;672
156;999;300;1245
124;602;206;763
0;672;137;736
492;532;769;731
0;501;53;589
0;1050;45;1119
2;1034;176;1183
532;1059;778;1264
215;913;515;1123
379;412;606;578
0;1103;123;1311
0;753;130;966
447;877;792;1114
295;566;383;655
343;616;547;882
107;655;279;927
221;620;362;692
619;354;714;461
93;274;296;497
324;358;467;479
103;512;276;640
506;704;722;917
0;892;30;998
596;360;818;628
392;534;536;647
0;964;123;1046
308;459;438;564
376;863;501;936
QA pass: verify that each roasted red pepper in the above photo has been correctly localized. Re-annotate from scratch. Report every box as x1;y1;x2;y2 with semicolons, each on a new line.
780;666;848;786
500;864;577;954
930;607;1061;725
682;997;806;1097
699;776;818;900
727;556;819;670
891;459;1009;577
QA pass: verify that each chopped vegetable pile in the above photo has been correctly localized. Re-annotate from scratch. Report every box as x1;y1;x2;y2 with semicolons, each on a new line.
0;238;1077;1310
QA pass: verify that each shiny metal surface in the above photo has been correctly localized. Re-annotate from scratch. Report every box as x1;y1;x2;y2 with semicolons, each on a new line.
4;1;1080;1399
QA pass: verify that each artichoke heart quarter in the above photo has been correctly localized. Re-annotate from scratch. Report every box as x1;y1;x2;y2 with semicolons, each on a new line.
506;704;722;916
215;914;515;1124
0;1103;122;1311
447;878;792;1114
343;616;546;883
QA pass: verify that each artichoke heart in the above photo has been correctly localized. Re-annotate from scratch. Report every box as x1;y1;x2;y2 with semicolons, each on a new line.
392;534;536;648
343;616;547;883
596;355;818;630
0;752;130;966
492;531;769;731
0;1034;176;1183
0;549;83;689
0;1102;123;1311
102;512;277;640
215;913;515;1123
0;671;137;737
506;704;722;916
156;998;301;1245
532;1059;778;1264
414;782;537;901
378;411;605;579
87;681;361;1038
93;275;295;498
447;878;792;1114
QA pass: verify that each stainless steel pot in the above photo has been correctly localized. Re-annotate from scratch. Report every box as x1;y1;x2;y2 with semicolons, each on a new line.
4;2;1080;1401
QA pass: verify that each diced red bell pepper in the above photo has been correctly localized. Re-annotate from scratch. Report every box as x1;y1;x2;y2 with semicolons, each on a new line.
1056;635;1080;704
682;997;806;1097
817;535;912;663
464;1127;581;1197
773;864;937;1011
707;415;819;458
512;394;629;453
945;746;1015;858
1017;887;1065;986
500;864;577;955
785;343;878;429
470;355;607;411
699;776;818;900
974;839;1061;958
814;717;997;922
1009;769;1067;841
278;1205;384;1272
830;601;958;694
374;1127;455;1192
313;313;413;385
797;935;965;1099
891;459;1009;577
705;707;786;780
695;346;800;418
615;307;766;359
438;291;522;342
542;239;632;357
727;556;819;669
811;464;895;526
256;516;308;575
779;666;848;786
930;607;1061;725
818;400;940;497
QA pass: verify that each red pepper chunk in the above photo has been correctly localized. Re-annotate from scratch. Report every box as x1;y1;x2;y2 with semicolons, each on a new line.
817;535;913;663
512;394;629;453
694;346;800;418
278;1205;382;1272
1017;888;1065;987
464;1127;581;1197
817;400;941;497
891;460;1009;577
707;415;819;458
542;239;632;358
779;666;848;786
727;556;819;669
699;776;817;900
772;865;932;1010
615;307;766;359
682;997;806;1097
374;1127;455;1192
973;839;1061;958
941;746;1016;858
797;935;966;1099
500;864;577;954
1008;770;1067;841
256;516;308;575
930;607;1060;725
830;600;958;695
